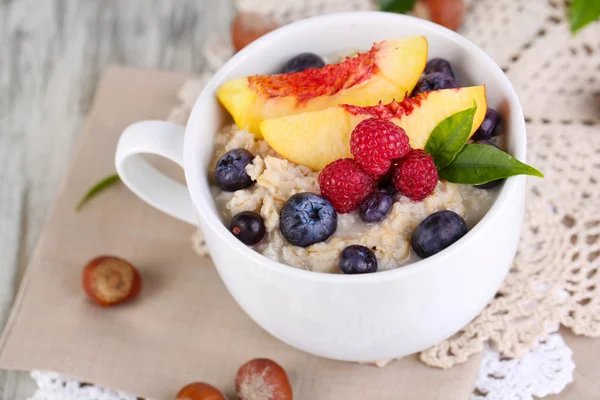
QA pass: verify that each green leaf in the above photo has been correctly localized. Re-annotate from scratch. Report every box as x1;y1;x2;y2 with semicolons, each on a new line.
569;0;600;33
424;104;477;169
380;0;417;13
76;173;121;212
439;144;543;184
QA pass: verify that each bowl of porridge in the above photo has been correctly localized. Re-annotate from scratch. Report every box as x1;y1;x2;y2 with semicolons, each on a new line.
115;11;537;362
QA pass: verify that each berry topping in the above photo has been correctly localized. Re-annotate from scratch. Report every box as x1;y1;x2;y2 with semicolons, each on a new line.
215;149;255;192
281;53;326;73
280;193;337;247
339;245;378;274
472;108;500;140
378;176;398;196
392;149;439;201
411;210;468;258
230;211;266;246
318;159;376;213
412;72;458;95
350;118;411;176
424;58;455;77
359;191;394;223
472;140;504;189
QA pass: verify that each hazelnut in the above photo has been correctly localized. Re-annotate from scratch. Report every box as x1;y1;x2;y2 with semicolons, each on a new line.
175;382;225;400
236;358;292;400
413;0;465;31
231;12;279;52
82;256;141;307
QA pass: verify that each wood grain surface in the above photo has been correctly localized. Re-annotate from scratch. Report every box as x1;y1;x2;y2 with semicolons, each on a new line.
0;1;233;398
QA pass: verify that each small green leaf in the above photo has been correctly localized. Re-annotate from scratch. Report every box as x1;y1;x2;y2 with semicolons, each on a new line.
76;173;121;212
569;0;600;33
439;144;543;184
380;0;417;13
424;104;477;169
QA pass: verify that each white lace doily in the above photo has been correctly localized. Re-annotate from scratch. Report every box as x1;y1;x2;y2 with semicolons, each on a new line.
29;371;139;400
32;0;600;398
473;329;575;400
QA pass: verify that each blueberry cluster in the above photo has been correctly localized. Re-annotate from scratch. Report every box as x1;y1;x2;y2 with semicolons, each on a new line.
414;58;505;188
412;58;459;95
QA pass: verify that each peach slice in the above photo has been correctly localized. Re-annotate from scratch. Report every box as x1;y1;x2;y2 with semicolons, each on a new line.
260;86;487;171
217;37;428;137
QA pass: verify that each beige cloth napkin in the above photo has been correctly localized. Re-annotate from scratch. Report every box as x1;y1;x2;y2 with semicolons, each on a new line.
0;66;482;400
547;329;600;400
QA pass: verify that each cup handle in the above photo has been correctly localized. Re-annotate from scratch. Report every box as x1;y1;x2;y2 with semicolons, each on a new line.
115;120;198;226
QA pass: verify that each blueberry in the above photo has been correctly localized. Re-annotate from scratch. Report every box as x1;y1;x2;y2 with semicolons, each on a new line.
412;72;459;95
411;210;468;258
230;211;266;246
280;193;337;247
472;140;504;189
472;108;500;140
215;149;254;191
281;53;326;73
339;245;378;274
377;173;398;196
424;58;455;77
360;191;393;223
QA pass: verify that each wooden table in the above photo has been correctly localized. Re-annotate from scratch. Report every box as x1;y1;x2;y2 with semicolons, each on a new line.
0;1;233;397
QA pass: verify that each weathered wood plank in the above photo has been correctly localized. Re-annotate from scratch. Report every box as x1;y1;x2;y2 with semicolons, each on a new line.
0;0;233;398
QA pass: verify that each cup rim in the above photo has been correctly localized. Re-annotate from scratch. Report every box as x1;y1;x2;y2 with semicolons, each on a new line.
184;11;527;283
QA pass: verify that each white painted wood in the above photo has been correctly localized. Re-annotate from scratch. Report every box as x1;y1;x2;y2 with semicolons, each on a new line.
0;1;234;398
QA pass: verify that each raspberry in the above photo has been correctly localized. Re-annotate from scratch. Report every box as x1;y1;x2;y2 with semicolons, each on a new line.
350;118;410;176
318;159;376;213
392;149;438;201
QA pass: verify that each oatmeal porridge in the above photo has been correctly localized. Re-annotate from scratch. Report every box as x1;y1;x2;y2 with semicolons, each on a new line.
209;36;541;274
211;124;495;274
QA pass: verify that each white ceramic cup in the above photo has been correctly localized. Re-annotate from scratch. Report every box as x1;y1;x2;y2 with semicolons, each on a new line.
115;11;526;362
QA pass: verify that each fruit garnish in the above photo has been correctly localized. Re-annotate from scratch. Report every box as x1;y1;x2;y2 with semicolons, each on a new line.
280;193;337;247
472;108;500;140
76;173;120;212
281;53;326;73
176;382;226;400
350;118;410;176
424;103;477;169
471;140;504;189
260;86;487;171
236;358;293;400
231;12;279;52
437;143;544;185
420;107;543;185
411;210;468;258
339;245;378;274
215;149;255;192
82;256;142;307
413;57;458;95
360;191;394;223
217;36;428;136
392;149;439;201
424;58;455;77
230;211;266;246
318;159;376;213
412;72;458;95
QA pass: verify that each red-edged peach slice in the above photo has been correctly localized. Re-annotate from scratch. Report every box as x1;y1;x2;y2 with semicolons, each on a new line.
217;37;428;137
260;86;487;171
